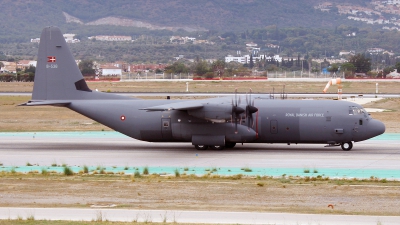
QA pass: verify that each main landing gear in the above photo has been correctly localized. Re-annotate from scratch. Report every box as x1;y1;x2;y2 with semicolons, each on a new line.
194;145;224;150
194;142;237;150
341;142;353;151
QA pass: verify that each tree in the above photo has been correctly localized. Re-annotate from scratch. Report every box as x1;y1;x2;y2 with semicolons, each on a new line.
211;60;225;77
340;62;356;78
327;64;339;74
193;60;210;76
0;62;4;71
349;54;371;73
249;54;254;69
383;66;394;78
164;62;188;74
24;65;35;73
394;62;400;73
78;60;96;76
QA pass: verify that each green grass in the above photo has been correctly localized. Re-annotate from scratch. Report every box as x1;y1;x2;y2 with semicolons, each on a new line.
99;168;105;174
241;167;252;172
143;166;149;175
63;166;73;176
134;170;141;178
41;168;48;175
174;168;180;177
83;165;89;174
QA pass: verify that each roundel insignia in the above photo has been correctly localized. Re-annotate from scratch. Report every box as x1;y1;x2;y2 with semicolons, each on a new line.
120;115;126;121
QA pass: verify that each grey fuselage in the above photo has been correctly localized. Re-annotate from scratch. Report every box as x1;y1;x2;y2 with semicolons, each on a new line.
67;97;384;145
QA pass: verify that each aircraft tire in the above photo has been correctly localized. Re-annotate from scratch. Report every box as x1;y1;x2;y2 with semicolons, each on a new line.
210;145;224;150
341;142;353;151
225;142;236;148
195;145;208;150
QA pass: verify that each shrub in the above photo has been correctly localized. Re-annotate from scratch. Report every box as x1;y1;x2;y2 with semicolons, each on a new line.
41;168;48;175
83;165;89;174
134;170;141;178
64;166;73;176
174;169;180;177
143;166;149;175
241;167;252;172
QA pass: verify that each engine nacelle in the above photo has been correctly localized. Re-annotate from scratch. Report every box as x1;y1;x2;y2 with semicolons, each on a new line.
188;104;232;123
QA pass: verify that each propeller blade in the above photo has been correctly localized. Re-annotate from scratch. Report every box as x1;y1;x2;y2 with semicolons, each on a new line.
235;88;238;106
245;88;258;129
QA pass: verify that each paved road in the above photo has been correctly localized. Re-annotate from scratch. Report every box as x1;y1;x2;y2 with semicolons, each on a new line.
1;132;399;224
1;132;399;173
0;207;399;224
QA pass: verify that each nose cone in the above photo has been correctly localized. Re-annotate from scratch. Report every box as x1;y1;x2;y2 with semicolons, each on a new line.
369;119;386;138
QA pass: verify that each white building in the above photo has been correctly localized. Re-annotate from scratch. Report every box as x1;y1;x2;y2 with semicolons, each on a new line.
225;55;282;64
89;35;132;42
387;69;400;78
31;34;80;43
100;65;122;76
63;34;80;43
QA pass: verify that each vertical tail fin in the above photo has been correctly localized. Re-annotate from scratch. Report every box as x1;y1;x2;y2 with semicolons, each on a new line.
32;26;91;101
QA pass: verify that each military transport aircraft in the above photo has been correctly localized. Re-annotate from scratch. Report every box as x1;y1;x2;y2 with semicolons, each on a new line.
21;27;386;151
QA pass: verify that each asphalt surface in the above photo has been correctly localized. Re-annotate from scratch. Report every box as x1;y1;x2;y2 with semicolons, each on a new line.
1;132;399;224
1;132;399;171
1;207;399;225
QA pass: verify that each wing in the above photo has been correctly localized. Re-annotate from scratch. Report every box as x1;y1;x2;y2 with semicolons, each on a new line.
140;101;204;111
18;100;71;106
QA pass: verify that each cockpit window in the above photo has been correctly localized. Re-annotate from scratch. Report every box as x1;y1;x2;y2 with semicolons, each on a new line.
349;106;369;117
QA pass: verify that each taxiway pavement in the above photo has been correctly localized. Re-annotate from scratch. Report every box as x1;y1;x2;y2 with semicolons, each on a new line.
1;207;399;225
1;132;399;172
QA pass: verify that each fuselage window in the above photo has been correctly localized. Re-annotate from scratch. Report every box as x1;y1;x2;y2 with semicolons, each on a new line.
163;121;169;127
359;119;363;125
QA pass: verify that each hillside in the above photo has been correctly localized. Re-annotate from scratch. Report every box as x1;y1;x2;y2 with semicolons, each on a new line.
0;0;377;43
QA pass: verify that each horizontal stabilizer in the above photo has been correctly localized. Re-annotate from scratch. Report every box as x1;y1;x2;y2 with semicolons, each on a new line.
19;100;71;106
140;101;204;111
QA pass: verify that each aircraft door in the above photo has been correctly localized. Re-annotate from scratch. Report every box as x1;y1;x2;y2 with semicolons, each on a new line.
270;120;278;134
161;118;172;139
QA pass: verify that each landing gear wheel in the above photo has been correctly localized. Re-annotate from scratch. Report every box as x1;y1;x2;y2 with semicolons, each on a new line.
210;145;224;150
195;145;208;150
341;142;353;151
225;142;236;148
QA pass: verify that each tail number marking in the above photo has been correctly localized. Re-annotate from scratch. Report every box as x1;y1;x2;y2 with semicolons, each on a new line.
46;64;58;69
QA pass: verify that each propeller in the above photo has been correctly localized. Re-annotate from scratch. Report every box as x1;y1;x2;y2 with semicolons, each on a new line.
231;89;244;133
245;88;258;129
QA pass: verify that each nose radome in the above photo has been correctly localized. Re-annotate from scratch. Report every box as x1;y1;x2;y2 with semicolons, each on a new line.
369;119;386;138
